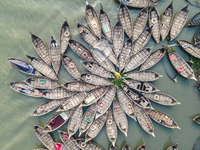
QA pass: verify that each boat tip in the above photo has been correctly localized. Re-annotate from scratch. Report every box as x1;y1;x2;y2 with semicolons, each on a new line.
95;114;100;120
124;132;127;137
112;142;115;147
79;132;82;137
86;0;89;5
152;133;155;137
177;126;181;130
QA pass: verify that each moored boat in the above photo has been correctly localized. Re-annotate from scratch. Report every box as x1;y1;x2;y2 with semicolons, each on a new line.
122;143;131;150
166;143;178;150
188;12;200;26
136;143;146;150
76;139;104;150
193;115;200;125
60;19;70;54
118;0;150;8
194;27;200;44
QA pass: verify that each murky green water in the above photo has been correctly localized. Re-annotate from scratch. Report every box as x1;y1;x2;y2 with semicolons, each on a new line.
0;0;200;149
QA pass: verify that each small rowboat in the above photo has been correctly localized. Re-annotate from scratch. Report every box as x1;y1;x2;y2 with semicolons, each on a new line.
188;12;200;27
30;32;51;66
7;58;41;76
53;143;68;150
168;50;197;80
193;137;200;150
166;143;178;150
85;1;101;39
136;143;146;150
121;143;131;150
60;19;70;54
76;139;104;150
160;2;173;41
170;4;189;41
194;27;200;44
177;40;200;59
118;0;150;8
193;115;200;125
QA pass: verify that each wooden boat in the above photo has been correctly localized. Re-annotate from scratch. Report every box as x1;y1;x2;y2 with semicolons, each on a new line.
166;143;178;150
149;6;160;43
76;22;99;47
26;55;58;80
124;47;152;73
85;111;108;142
136;143;146;150
58;131;79;150
76;139;104;150
33;125;55;150
40;87;76;100
60;19;70;54
124;70;163;82
62;54;81;80
118;38;133;72
79;103;97;136
142;92;181;106
82;86;109;107
53;143;68;150
160;2;174;41
96;86;116;119
121;143;131;150
31;99;64;116
30;32;51;66
67;105;83;138
118;2;133;38
6;82;41;97
170;4;189;41
139;48;166;71
109;145;119;150
43;109;74;132
113;20;124;57
106;108;118;147
69;39;96;62
117;88;136;120
118;0;150;8
85;1;101;39
24;76;61;89
193;115;200;125
62;80;98;92
168;50;197;80
134;104;155;137
7;58;41;76
193;137;200;150
81;73;113;86
81;61;114;78
99;4;112;43
132;6;148;41
194;27;200;44
113;99;128;137
131;26;153;56
177;39;200;59
145;109;180;129
188;12;200;27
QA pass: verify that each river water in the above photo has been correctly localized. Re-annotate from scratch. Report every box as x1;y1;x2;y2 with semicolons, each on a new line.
0;0;200;149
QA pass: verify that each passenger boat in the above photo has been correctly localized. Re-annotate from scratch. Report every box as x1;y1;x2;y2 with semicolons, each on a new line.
177;39;200;59
53;143;68;150
168;50;197;80
160;2;173;41
109;145;118;150
166;143;178;150
59;19;70;54
76;139;104;150
193;137;200;150
188;12;200;26
193;115;200;125
118;0;150;8
30;32;51;66
136;143;146;150
121;143;131;150
7;58;41;76
170;4;189;41
194;27;200;44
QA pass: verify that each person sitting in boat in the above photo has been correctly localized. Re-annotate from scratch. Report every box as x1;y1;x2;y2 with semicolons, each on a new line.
159;119;165;124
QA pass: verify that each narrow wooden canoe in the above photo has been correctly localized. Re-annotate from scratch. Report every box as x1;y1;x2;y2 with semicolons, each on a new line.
85;111;107;142
124;70;163;82
7;58;41;76
76;22;99;47
60;19;70;54
113;20;124;57
194;27;200;44
81;73;113;86
110;145;118;150
142;92;180;106
118;38;133;72
177;39;200;59
119;0;150;8
67;105;83;138
43;109;74;132
166;143;178;150
99;4;112;43
62;54;81;80
145;109;180;129
136;143;146;150
6;82;41;97
188;12;200;26
24;76;61;89
53;143;68;150
79;103;97;136
139;48;166;71
168;50;197;80
30;32;51;66
193;115;200;125
81;61;114;78
132;6;148;41
122;143;131;150
69;39;96;62
113;99;128;137
131;26;152;56
31;99;64;116
149;6;160;43
124;47;152;73
96;86;116;119
119;2;133;38
58;131;79;150
170;4;189;41
26;55;58;80
76;139;104;150
33;125;55;150
160;2;173;41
